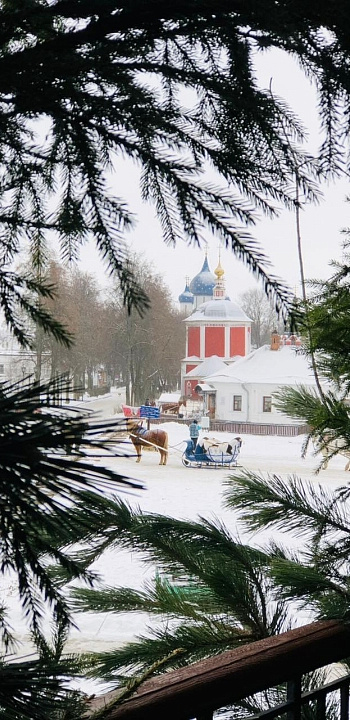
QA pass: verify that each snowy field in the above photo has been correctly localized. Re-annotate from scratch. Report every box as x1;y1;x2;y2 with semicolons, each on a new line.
5;415;350;662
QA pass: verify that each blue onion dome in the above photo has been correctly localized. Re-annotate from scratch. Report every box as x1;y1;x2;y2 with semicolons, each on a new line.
178;281;194;304
189;256;216;296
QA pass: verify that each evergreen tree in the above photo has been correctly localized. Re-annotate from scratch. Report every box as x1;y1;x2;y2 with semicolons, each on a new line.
70;502;291;687
3;2;350;716
270;239;350;460
224;470;350;625
2;0;350;328
0;378;142;718
68;496;348;717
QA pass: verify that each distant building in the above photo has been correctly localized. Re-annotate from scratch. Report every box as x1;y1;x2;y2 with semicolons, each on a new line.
179;254;251;398
0;325;51;384
194;336;322;424
178;254;321;426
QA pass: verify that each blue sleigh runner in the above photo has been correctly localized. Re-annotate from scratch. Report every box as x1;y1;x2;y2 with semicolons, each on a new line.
182;436;241;469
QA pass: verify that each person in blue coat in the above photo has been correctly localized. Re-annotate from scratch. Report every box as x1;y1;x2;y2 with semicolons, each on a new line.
189;419;200;450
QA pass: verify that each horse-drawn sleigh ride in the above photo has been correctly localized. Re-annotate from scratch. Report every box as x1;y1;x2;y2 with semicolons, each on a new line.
124;401;242;467
127;423;241;468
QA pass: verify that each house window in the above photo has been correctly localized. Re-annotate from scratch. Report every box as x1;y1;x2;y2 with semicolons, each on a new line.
233;395;242;411
263;396;272;413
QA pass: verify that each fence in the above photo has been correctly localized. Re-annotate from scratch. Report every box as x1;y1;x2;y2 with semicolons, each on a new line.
156;415;308;436
210;421;309;436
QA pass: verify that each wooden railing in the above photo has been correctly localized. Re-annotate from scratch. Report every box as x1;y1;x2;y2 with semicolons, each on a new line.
87;621;350;720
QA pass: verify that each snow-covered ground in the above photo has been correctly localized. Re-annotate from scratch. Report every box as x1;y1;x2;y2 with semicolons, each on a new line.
4;414;349;661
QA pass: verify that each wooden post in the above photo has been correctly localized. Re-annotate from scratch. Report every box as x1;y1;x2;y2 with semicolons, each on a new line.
287;676;301;720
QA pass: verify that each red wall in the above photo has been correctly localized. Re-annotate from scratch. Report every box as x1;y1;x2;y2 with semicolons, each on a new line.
185;378;200;397
230;326;245;356
205;326;225;357
186;364;198;374
188;326;200;357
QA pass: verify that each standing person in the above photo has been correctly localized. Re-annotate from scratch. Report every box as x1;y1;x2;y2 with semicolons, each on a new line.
189;419;200;450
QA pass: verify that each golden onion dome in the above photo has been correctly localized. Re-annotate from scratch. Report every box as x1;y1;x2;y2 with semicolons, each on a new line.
214;260;224;279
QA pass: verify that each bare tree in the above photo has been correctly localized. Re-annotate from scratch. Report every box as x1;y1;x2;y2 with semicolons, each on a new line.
106;258;185;404
29;257;184;402
239;288;284;348
37;262;107;395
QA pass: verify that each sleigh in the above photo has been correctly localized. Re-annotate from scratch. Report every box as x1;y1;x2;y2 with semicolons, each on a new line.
122;404;141;418
181;439;240;468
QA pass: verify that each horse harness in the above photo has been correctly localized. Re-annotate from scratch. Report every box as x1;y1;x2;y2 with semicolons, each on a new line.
131;426;160;444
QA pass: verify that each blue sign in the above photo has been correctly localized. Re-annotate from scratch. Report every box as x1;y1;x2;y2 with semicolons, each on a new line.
140;405;160;419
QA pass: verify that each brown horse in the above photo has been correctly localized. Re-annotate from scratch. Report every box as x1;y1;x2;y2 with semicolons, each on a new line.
128;422;168;465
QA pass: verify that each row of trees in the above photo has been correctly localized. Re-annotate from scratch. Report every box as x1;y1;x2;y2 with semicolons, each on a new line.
30;256;185;403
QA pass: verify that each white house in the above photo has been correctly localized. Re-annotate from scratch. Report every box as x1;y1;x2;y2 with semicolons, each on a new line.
0;325;51;385
196;338;324;425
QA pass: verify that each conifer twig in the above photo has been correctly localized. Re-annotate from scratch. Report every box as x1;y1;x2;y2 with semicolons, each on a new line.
88;648;185;719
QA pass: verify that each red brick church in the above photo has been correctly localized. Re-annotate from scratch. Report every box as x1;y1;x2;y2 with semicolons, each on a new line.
179;253;251;399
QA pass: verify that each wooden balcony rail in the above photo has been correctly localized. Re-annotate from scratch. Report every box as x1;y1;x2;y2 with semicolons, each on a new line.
86;620;350;720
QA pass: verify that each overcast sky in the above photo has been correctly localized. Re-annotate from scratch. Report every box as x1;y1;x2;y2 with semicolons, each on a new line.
78;48;350;305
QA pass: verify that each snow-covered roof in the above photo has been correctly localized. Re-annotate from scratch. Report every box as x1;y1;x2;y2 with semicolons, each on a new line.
158;392;181;403
185;355;228;378
186;298;251;322
207;344;319;386
195;383;215;392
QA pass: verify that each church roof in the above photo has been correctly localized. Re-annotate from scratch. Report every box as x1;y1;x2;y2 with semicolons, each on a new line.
185;355;228;378
189;256;216;296
178;282;194;304
186;299;251;322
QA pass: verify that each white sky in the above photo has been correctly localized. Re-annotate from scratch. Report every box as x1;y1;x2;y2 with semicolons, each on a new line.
78;48;350;305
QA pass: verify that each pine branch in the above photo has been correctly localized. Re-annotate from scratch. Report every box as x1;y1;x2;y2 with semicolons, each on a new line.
0;0;346;318
224;471;350;536
0;378;142;646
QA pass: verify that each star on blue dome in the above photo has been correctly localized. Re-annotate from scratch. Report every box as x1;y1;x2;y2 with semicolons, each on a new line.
189;256;216;296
